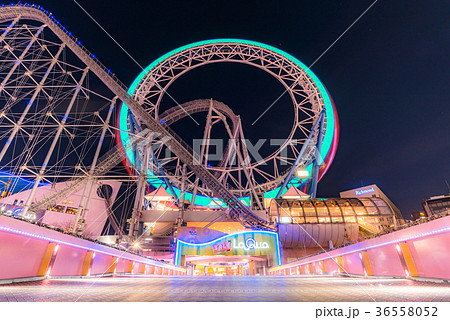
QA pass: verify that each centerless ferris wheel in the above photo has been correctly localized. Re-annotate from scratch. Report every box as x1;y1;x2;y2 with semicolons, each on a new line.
118;39;339;210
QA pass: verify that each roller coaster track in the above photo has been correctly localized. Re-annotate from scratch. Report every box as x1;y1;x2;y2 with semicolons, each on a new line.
0;5;274;230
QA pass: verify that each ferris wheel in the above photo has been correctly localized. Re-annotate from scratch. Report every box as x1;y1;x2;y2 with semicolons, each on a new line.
118;39;339;208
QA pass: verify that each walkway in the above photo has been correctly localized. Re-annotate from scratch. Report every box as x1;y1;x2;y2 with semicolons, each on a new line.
1;275;450;302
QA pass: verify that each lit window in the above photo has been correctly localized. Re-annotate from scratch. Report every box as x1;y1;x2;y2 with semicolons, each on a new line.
280;216;291;224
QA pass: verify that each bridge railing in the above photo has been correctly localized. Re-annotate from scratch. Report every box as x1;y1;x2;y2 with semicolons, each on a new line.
269;214;450;280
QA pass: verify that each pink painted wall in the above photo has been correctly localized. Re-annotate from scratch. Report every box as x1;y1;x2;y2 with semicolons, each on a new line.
312;262;322;273
155;267;162;275
301;265;309;274
408;233;450;279
132;261;141;274
342;253;364;275
0;232;49;279
0;216;181;279
324;258;340;274
90;253;112;275
116;258;129;273
270;215;450;280
51;245;86;276
367;245;405;277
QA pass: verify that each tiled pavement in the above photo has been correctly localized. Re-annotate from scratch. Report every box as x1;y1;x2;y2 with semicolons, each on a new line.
1;275;450;302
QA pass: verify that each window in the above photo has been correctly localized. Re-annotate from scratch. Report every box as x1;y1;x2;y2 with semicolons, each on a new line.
47;205;65;213
65;207;78;215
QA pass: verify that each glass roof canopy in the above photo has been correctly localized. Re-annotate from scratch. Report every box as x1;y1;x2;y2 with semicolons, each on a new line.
269;197;395;225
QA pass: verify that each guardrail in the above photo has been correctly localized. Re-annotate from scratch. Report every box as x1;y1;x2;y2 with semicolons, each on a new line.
269;214;450;280
0;214;186;280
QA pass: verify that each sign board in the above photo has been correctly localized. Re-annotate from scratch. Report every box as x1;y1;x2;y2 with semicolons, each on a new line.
174;230;281;266
355;187;375;196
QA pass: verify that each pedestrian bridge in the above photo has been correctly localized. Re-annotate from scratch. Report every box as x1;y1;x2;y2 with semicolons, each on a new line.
0;213;449;282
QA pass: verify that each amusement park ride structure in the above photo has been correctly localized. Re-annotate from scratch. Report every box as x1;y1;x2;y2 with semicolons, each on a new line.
0;4;340;245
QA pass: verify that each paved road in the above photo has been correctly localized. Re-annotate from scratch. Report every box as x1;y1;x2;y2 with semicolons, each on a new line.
1;275;449;302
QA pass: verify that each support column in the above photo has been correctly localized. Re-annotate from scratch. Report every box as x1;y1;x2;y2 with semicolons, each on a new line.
276;109;326;199
308;263;313;274
148;265;155;275
249;261;255;275
127;261;134;273
310;109;325;198
139;263;146;274
37;243;59;277
81;252;95;276
128;143;149;238
336;256;344;273
178;164;187;226
109;257;118;273
222;119;263;210
360;251;373;276
397;242;418;277
320;260;326;273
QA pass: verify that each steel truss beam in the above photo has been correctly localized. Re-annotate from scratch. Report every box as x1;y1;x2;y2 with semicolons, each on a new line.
0;5;273;229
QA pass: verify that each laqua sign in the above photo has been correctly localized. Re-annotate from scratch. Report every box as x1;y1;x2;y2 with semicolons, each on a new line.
174;230;281;266
233;238;269;250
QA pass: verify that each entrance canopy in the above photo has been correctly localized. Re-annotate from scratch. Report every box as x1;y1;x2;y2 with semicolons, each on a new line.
174;230;282;267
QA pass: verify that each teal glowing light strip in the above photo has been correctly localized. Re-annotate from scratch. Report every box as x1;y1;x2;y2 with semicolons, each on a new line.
174;230;281;266
118;39;336;206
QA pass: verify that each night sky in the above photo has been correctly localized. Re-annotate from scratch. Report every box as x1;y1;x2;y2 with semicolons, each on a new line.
36;0;449;218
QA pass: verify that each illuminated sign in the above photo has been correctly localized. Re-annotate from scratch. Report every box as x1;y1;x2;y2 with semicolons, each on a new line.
355;187;375;196
174;230;281;266
213;240;232;254
233;238;269;250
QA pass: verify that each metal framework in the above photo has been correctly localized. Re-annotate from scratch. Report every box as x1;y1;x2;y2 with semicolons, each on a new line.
0;5;279;231
276;108;326;199
0;7;123;223
119;39;339;208
0;5;339;234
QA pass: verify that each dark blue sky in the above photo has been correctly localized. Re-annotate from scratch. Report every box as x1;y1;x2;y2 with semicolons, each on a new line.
38;0;449;217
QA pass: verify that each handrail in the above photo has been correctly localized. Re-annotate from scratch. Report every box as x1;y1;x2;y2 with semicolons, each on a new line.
0;211;178;268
